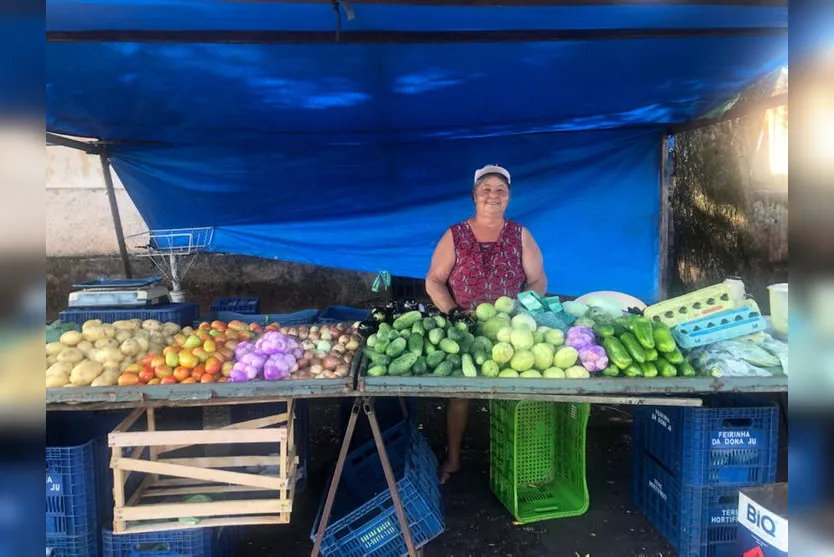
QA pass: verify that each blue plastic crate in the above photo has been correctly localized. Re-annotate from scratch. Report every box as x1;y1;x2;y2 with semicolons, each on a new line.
632;396;778;487
59;303;199;327
229;399;310;493
210;297;260;315
46;412;127;541
310;420;444;557
103;528;215;557
318;305;370;324
632;450;741;557
196;308;319;328
671;307;768;349
47;532;99;557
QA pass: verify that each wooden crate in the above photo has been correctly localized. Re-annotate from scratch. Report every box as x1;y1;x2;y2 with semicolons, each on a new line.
108;401;297;534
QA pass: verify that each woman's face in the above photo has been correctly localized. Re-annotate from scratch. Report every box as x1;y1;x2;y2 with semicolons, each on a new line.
474;175;510;217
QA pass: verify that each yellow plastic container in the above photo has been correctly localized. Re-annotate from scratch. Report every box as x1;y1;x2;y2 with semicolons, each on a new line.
768;283;789;335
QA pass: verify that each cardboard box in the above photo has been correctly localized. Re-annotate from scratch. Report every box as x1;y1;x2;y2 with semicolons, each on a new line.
737;483;788;557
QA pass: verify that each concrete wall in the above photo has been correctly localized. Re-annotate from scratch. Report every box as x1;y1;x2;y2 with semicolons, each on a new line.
46;146;149;257
45;146;384;319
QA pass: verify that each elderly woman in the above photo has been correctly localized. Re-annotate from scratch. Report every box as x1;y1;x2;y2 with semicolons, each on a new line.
425;164;547;484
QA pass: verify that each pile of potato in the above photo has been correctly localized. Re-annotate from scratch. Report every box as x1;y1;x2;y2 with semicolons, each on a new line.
45;319;182;388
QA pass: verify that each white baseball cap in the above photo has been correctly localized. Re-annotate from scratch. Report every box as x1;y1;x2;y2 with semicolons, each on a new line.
474;164;511;185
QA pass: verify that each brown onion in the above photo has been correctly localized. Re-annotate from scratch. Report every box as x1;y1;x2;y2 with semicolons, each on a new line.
345;339;360;351
337;334;350;346
324;355;340;370
335;364;349;376
301;340;316;351
303;349;314;360
310;325;320;333
297;358;310;368
308;331;320;341
309;364;324;375
331;344;347;354
290;364;299;374
315;350;328;360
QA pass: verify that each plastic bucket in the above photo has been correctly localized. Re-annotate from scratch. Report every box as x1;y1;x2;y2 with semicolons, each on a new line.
768;283;788;335
169;289;186;303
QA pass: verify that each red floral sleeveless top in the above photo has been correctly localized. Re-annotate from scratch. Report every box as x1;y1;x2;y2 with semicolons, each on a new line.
447;220;526;311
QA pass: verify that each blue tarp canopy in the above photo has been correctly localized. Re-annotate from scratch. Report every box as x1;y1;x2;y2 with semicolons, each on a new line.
46;1;788;303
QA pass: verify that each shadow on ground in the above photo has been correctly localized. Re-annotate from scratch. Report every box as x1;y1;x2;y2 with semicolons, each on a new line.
232;399;693;557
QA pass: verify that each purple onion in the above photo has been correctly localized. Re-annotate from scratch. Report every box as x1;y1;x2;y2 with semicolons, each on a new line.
235;340;256;361
579;344;609;372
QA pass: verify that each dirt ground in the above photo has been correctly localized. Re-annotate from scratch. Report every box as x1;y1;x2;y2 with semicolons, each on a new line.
231;398;720;557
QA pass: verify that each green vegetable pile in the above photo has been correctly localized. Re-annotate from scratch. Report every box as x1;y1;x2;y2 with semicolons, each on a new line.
595;314;695;378
363;309;477;377
362;296;590;378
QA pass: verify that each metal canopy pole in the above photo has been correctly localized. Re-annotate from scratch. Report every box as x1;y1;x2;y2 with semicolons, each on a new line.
100;148;134;278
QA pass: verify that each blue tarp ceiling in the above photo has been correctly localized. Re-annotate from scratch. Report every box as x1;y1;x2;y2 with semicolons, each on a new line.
46;1;788;303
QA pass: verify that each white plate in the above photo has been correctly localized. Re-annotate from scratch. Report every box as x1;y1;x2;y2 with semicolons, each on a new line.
574;291;647;312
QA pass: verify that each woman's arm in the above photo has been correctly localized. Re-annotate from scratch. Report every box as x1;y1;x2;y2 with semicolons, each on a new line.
521;227;548;296
425;229;459;313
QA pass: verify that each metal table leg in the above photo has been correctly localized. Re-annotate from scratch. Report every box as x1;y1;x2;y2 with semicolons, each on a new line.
311;398;362;557
364;397;418;557
311;396;419;557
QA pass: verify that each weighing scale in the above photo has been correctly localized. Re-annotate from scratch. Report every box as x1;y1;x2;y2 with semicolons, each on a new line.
67;276;171;308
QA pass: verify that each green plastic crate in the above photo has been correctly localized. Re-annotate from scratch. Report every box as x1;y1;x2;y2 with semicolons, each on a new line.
489;400;590;524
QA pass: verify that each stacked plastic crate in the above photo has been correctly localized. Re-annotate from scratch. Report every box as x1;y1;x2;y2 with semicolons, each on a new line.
46;412;127;557
632;397;779;557
310;420;444;557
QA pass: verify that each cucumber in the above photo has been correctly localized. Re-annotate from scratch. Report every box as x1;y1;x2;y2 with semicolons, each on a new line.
428;328;445;346
413;357;428;375
602;364;620;377
366;334;378;348
450;368;465;377
623;363;643;377
385;337;407;358
620;332;647;364
393;311;422;331
603;337;633;370
411;320;425;336
462;354;477;377
377;322;392;339
368;353;391;367
374;339;389;355
439;338;460;354
424;343;437;356
677;361;697;377
474;336;493;353
656;357;677;378
639;361;659;378
664;348;684;364
459;332;475;353
433;315;447;329
367;365;387;377
422;318;437;331
389;330;402;342
433;361;453;377
407;333;424;356
446;327;464;343
473;348;488;366
389;352;419;376
446;354;462;369
645;348;659;362
426;350;446;369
